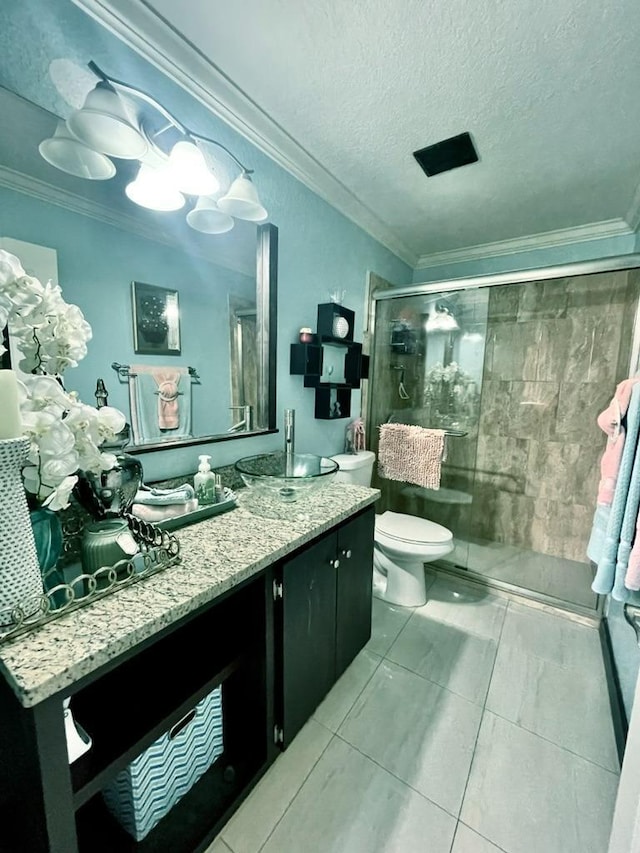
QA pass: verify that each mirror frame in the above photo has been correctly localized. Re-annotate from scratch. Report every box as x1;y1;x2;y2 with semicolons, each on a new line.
128;222;278;454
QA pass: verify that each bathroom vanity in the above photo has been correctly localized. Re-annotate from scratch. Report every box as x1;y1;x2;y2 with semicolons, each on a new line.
0;484;378;853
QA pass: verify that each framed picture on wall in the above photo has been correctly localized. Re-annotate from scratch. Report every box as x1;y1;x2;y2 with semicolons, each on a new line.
132;281;181;355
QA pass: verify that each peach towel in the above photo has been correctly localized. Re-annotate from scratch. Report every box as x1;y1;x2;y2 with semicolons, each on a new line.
596;378;640;506
378;423;445;489
154;369;182;429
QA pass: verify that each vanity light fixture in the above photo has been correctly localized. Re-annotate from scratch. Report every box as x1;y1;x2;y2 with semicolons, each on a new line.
39;61;268;230
186;196;234;234
67;80;148;159
125;163;185;212
167;140;220;197
38;119;116;180
217;172;268;222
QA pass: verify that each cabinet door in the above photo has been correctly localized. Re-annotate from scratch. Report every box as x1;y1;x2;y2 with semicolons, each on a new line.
336;508;374;677
280;531;337;745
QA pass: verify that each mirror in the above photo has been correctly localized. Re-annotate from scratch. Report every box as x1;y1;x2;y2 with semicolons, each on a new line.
0;83;277;452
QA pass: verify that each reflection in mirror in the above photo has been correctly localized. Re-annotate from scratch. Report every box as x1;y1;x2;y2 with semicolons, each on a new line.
0;84;277;451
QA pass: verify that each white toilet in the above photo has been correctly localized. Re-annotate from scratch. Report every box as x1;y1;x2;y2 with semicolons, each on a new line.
332;451;454;607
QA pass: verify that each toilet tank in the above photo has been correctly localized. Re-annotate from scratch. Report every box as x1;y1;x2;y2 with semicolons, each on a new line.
331;450;375;486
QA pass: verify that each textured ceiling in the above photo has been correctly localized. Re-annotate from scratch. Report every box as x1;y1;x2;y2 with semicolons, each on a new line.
140;0;640;261
99;1;640;262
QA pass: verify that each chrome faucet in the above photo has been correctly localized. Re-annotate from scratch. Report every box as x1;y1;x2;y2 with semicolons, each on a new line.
228;405;252;433
284;409;295;457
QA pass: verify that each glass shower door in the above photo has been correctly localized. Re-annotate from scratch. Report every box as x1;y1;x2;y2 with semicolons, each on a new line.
462;273;638;610
369;287;490;570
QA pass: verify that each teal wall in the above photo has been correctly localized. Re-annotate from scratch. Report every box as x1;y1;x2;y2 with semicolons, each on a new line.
0;0;412;481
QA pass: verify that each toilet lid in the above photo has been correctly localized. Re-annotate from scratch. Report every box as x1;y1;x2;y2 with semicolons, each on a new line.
376;511;452;545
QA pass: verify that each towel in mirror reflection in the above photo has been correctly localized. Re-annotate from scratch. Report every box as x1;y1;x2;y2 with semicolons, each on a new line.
129;365;192;444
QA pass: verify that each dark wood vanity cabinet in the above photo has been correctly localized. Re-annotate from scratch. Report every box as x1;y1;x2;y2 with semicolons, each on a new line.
276;507;374;746
0;504;375;853
335;508;375;677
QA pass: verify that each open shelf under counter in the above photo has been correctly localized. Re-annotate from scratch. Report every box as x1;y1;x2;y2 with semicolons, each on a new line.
75;658;269;853
70;574;266;808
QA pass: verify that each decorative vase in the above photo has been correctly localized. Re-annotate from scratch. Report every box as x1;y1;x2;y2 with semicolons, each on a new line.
30;507;63;572
74;425;143;519
81;519;139;590
30;507;66;609
0;437;45;626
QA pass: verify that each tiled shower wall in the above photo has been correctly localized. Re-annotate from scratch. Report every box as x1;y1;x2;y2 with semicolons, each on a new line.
472;270;639;562
369;268;639;569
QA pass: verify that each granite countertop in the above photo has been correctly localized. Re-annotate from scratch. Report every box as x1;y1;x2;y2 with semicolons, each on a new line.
0;484;379;708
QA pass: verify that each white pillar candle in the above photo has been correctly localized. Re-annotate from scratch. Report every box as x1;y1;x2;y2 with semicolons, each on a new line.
0;370;23;440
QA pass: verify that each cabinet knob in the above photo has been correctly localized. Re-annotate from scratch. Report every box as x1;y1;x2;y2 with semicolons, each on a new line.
330;558;340;569
341;549;352;559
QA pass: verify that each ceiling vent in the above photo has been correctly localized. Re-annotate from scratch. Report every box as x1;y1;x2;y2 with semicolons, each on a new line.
413;132;478;177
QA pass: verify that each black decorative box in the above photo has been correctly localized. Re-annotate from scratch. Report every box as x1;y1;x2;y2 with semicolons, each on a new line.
317;303;355;342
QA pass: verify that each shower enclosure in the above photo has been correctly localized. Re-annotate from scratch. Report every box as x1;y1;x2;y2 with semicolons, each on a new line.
369;259;640;614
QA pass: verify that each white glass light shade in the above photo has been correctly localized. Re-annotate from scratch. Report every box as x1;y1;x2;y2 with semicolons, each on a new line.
425;309;459;333
218;172;267;221
186;196;234;234
125;164;185;211
67;82;148;159
167;141;219;196
39;120;116;180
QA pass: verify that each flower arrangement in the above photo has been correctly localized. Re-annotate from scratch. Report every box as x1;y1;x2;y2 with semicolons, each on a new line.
0;249;125;511
425;361;470;386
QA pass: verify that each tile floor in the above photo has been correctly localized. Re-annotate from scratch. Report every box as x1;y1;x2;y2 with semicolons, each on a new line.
210;574;620;853
450;539;597;610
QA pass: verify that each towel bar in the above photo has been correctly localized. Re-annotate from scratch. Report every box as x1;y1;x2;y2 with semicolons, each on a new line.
111;362;201;382
385;414;468;438
624;604;640;648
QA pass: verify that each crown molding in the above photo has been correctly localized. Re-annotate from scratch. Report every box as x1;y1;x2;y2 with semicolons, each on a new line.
71;0;418;268
0;165;253;276
414;219;634;271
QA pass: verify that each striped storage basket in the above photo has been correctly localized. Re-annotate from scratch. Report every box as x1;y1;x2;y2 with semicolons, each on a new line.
102;686;224;841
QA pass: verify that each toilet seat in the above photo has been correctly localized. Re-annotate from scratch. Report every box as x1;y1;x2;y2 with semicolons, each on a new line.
375;511;452;546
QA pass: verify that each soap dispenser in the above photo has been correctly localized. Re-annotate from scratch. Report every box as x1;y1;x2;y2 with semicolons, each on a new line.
194;455;216;505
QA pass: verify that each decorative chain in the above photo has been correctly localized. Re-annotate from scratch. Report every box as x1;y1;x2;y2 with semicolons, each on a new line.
0;514;181;645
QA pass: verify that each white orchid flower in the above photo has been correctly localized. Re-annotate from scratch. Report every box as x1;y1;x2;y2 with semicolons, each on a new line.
41;454;80;483
75;439;106;475
0;250;26;286
20;375;74;417
96;406;126;437
43;475;78;512
2;249;126;510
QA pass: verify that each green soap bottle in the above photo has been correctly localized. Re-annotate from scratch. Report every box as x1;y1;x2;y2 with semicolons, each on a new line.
194;454;216;505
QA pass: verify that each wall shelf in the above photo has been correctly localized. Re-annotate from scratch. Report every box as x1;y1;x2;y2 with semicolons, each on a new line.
290;304;365;418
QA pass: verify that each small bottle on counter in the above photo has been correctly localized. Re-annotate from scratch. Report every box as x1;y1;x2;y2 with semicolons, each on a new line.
194;455;216;505
214;473;225;503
